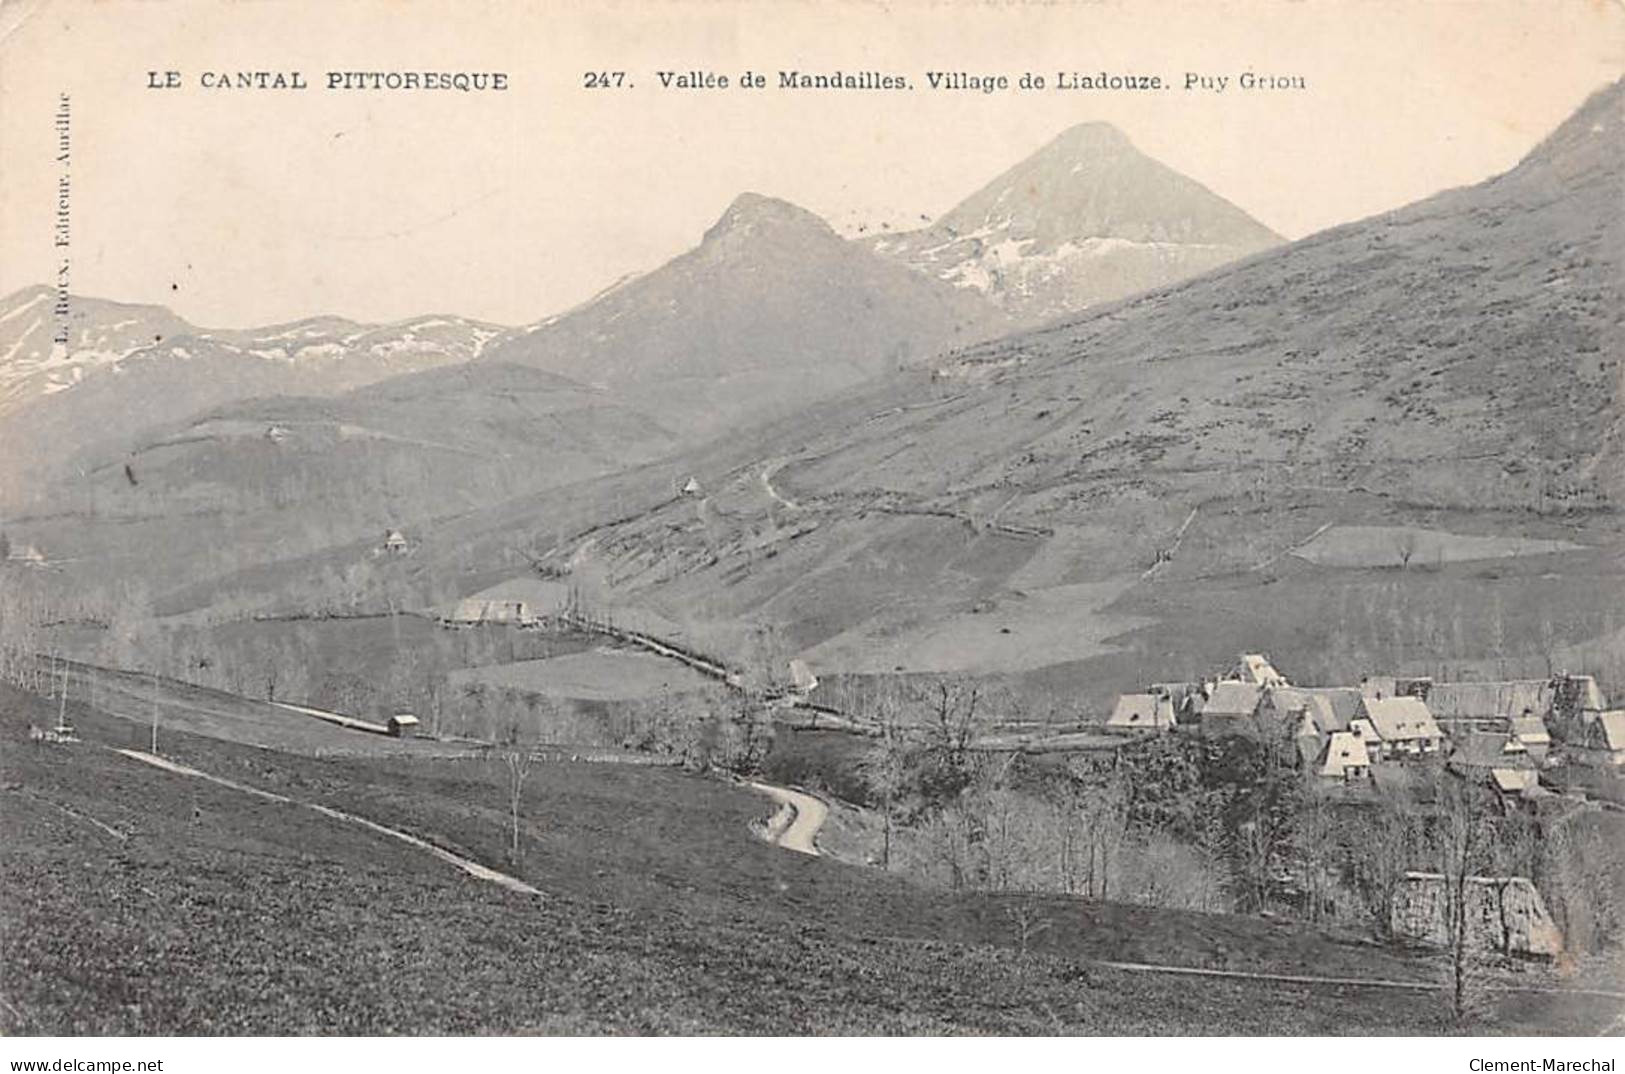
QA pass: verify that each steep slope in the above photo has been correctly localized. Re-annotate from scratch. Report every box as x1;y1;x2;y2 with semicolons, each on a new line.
447;80;1622;696
0;295;506;502
866;123;1283;324
482;193;1003;437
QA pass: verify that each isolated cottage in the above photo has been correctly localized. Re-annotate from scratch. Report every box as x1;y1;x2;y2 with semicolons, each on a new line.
681;476;703;496
1108;693;1176;733
442;598;531;627
387;714;420;738
382;529;408;555
1358;696;1443;760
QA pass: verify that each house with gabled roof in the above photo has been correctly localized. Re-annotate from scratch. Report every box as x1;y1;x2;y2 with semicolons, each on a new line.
1318;730;1372;783
1427;680;1554;733
1508;714;1552;763
1573;711;1625;768
1448;732;1534;781
1236;653;1287;687
1108;692;1176;733
1262;686;1343;736
1199;681;1264;738
1358;696;1443;760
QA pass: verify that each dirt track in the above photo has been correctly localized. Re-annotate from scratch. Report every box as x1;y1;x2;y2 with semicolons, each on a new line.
112;747;542;896
749;782;828;855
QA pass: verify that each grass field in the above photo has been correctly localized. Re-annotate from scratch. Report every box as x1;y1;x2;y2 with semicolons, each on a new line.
448;648;716;701
4;682;1621;1035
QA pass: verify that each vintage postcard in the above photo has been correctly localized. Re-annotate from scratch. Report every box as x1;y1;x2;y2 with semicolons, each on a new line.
0;0;1622;1054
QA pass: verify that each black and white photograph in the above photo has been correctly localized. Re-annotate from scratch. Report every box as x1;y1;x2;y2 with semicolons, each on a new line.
0;0;1621;1057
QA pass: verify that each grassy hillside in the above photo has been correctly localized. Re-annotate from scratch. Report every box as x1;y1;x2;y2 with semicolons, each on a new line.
369;80;1625;704
6;683;1617;1034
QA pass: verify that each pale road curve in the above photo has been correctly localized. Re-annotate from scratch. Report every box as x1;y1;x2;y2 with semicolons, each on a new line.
113;748;542;897
748;782;828;856
760;460;801;511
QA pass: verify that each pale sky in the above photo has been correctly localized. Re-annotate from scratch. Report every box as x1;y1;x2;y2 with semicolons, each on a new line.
1;0;1620;328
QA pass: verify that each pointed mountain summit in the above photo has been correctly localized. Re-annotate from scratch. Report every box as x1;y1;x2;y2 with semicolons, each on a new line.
483;193;1001;437
868;122;1283;324
702;192;838;244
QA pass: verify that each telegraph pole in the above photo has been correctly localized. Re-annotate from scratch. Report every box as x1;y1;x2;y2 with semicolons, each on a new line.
150;668;159;754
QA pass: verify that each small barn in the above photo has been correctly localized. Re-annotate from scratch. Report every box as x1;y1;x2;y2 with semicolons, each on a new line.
382;529;409;555
387;714;421;738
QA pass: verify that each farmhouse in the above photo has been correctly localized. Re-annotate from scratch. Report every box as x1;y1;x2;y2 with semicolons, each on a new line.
1108;692;1176;732
1357;696;1443;760
1317;730;1372;783
381;529;409;555
1199;681;1264;738
442;598;531;627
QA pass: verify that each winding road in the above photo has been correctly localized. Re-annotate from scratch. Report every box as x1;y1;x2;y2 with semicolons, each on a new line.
749;782;828;856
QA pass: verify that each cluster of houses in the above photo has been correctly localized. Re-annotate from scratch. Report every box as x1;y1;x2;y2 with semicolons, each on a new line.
1109;653;1623;802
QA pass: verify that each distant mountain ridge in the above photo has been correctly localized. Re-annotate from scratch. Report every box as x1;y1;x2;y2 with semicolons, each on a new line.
0;287;509;499
865;122;1283;324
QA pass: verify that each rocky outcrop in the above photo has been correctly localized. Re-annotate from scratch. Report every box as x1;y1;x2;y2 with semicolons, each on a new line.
1390;872;1564;958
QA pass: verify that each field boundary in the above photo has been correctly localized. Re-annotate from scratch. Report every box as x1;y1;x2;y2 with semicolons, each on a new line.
111;747;542;897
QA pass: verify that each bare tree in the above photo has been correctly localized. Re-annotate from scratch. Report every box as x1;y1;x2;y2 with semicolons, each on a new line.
501;747;537;864
1435;774;1493;1022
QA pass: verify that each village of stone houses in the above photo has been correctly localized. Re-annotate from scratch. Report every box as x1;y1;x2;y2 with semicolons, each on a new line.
1;61;1623;1036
